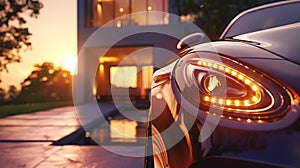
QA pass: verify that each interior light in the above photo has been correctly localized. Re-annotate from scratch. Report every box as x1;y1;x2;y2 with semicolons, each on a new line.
257;120;264;123
119;8;124;12
147;6;152;11
116;20;122;28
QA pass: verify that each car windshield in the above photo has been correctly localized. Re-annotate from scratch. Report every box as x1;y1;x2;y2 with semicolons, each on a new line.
221;1;300;38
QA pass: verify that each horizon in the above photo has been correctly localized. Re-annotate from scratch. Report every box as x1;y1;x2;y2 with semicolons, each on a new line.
0;0;77;90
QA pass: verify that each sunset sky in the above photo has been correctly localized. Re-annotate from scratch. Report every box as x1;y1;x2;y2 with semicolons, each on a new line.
0;0;77;90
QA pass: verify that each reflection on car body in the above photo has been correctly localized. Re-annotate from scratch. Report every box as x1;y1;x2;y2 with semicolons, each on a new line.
145;1;300;168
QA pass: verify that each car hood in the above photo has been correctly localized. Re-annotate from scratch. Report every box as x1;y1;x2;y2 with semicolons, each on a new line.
233;22;300;65
190;39;300;95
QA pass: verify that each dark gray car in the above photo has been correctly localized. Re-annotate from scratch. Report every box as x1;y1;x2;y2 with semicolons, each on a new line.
145;1;300;167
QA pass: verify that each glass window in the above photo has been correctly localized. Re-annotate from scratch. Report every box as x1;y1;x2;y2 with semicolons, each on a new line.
90;0;114;27
114;0;130;27
148;0;162;25
222;1;300;38
86;0;169;27
110;66;137;88
131;0;147;25
142;66;154;89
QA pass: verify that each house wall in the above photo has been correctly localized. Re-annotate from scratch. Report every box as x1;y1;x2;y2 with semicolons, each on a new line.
76;0;201;103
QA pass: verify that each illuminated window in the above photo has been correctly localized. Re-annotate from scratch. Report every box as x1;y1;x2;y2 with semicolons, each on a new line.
110;66;137;88
85;0;169;27
142;66;153;89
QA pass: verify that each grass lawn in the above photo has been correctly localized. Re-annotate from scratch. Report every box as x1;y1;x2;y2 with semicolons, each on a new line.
0;101;74;118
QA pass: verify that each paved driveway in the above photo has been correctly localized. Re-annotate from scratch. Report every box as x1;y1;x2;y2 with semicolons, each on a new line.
0;105;144;168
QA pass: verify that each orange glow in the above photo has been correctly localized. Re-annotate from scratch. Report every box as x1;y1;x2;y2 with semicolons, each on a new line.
211;97;216;103
218;99;224;105
1;0;77;89
61;55;78;75
213;63;218;69
252;96;258;102
99;57;118;63
252;85;258;91
99;64;104;72
48;69;54;74
244;100;250;106
155;93;163;99
219;66;224;71
110;66;137;88
238;74;244;80
245;79;251;85
116;20;122;28
257;120;264;123
225;68;230;73
41;77;48;82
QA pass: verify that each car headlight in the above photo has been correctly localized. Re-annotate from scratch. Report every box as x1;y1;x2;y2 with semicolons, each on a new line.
172;52;298;129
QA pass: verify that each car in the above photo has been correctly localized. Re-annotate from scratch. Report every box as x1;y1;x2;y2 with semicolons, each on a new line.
145;1;300;168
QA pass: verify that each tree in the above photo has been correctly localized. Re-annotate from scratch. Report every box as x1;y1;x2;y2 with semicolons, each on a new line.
8;85;18;103
0;0;43;75
16;62;72;104
176;0;282;40
0;87;6;104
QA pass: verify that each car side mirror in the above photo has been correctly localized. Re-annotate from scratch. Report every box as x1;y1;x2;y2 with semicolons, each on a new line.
177;33;205;50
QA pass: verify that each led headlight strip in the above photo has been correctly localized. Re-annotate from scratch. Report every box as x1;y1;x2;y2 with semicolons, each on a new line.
196;59;263;108
173;52;295;124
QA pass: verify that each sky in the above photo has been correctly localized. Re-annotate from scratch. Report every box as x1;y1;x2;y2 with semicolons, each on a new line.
0;0;77;90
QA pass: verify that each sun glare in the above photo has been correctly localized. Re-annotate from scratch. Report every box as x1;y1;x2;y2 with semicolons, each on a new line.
61;55;78;75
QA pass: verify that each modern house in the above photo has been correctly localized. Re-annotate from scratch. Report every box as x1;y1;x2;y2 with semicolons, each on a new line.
76;0;200;103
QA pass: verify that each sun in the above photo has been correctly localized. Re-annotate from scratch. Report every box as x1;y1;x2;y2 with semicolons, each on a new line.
61;55;78;75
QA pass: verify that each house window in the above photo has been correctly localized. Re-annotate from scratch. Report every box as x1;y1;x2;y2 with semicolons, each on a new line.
85;0;169;27
142;66;153;89
110;66;137;88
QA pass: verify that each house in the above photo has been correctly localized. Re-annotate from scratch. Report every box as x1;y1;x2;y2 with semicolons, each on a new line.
75;0;200;103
